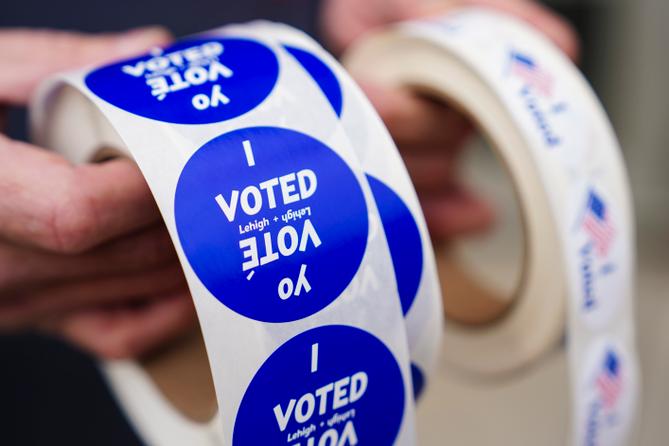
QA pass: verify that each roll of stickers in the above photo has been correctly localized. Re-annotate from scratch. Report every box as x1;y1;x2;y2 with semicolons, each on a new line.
30;7;640;446
345;8;639;446
31;20;442;446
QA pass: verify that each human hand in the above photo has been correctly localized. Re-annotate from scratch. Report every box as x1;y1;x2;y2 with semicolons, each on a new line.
321;0;579;240
0;28;196;359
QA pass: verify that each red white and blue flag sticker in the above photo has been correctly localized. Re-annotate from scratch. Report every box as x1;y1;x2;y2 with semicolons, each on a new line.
582;190;616;258
580;341;636;446
596;350;623;411
509;50;554;97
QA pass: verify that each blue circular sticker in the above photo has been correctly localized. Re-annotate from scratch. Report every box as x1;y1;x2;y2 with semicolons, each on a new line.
85;37;279;124
233;325;405;445
175;127;368;322
366;175;423;315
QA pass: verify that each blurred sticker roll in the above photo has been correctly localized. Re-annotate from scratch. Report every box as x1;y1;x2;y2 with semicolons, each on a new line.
345;7;639;446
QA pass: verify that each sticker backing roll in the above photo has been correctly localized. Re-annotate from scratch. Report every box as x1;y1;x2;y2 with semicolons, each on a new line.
344;8;639;445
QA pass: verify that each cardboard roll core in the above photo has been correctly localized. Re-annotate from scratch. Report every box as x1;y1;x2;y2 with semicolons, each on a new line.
437;133;526;327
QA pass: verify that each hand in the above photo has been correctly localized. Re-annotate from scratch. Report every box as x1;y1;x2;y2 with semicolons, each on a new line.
0;28;196;359
321;0;579;240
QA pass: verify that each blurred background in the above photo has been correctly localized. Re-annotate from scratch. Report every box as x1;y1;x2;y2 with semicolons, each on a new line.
1;0;667;444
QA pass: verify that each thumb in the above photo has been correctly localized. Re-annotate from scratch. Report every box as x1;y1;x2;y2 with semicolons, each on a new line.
0;26;172;105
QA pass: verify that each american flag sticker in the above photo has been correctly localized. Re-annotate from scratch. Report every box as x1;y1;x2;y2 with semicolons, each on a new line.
597;350;622;410
509;51;554;97
583;190;616;257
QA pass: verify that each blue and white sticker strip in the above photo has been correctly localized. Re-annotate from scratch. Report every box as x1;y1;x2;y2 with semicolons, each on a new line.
31;21;443;446
345;8;639;445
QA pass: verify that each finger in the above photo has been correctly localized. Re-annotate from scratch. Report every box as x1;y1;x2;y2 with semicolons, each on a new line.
0;26;171;105
0;262;186;328
0;136;160;253
54;290;196;359
458;0;580;61
403;151;458;193
359;81;473;149
420;184;495;239
0;224;176;294
320;0;418;54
